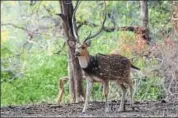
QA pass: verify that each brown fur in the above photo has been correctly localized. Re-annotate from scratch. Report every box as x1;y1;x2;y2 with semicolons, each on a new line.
57;76;68;104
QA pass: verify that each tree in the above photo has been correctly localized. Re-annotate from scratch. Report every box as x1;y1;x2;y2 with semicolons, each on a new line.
140;1;150;43
59;0;84;103
172;0;178;36
140;1;148;28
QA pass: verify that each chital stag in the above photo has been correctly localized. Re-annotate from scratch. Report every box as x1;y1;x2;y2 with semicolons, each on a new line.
72;1;140;113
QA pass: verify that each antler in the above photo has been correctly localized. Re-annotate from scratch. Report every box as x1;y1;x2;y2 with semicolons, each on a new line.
84;1;107;42
72;0;81;42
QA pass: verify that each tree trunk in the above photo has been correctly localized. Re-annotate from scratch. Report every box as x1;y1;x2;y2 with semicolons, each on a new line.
140;1;148;28
59;0;84;103
67;54;75;102
140;1;150;43
172;0;178;36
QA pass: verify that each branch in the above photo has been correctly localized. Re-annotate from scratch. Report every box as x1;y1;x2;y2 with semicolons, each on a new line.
1;22;46;37
30;1;43;15
2;22;35;38
77;20;98;29
2;22;59;58
84;1;107;42
77;20;147;33
72;0;81;41
2;22;36;58
77;20;151;43
1;23;29;32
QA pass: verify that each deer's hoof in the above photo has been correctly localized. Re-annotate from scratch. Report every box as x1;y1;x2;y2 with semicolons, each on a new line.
82;111;86;114
132;106;135;110
57;101;61;105
118;108;126;112
118;109;124;112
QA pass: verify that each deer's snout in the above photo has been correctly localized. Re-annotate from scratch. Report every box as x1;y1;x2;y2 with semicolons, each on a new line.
74;51;81;56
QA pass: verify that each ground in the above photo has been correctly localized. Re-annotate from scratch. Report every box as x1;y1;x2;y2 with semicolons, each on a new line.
1;100;178;117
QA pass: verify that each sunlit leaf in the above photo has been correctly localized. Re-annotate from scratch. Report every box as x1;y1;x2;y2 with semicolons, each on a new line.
1;30;8;43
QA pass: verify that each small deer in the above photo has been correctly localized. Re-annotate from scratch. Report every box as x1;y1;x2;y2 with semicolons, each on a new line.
57;76;68;104
71;1;140;113
57;74;104;104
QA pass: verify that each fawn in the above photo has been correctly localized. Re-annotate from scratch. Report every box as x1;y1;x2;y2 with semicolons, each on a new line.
57;76;69;104
57;74;104;104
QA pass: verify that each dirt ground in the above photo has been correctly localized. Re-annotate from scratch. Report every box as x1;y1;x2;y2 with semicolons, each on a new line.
1;100;178;117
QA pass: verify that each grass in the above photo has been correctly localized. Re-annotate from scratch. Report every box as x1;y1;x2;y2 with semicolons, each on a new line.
1;53;68;107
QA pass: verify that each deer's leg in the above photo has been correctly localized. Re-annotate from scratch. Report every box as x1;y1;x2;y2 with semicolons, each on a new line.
119;84;127;112
57;77;68;104
100;83;103;92
103;80;109;103
129;86;133;108
82;80;93;113
57;79;64;104
127;76;134;109
58;88;64;104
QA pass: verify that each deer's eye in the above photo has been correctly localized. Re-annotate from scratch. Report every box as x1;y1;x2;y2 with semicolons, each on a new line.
81;46;85;49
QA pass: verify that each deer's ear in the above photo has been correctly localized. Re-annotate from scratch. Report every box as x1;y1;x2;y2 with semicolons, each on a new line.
85;40;91;47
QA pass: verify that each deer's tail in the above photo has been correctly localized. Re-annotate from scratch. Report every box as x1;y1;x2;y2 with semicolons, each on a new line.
131;64;140;70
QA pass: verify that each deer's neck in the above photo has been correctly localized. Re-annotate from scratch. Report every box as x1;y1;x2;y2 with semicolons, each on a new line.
78;55;90;69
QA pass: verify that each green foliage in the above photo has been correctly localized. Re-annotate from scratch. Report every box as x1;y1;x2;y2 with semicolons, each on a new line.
1;54;67;106
148;1;172;40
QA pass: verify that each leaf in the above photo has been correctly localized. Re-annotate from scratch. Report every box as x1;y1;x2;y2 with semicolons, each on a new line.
1;30;8;43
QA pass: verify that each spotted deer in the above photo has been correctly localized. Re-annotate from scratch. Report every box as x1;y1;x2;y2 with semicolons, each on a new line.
72;1;140;113
75;42;140;113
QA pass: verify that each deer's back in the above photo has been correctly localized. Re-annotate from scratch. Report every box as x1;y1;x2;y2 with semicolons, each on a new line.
83;54;131;81
98;54;130;79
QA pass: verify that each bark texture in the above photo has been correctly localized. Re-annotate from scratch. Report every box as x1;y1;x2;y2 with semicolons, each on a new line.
59;0;84;103
140;1;148;28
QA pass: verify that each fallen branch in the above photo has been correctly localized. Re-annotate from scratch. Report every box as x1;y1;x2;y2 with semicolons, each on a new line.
77;20;150;42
